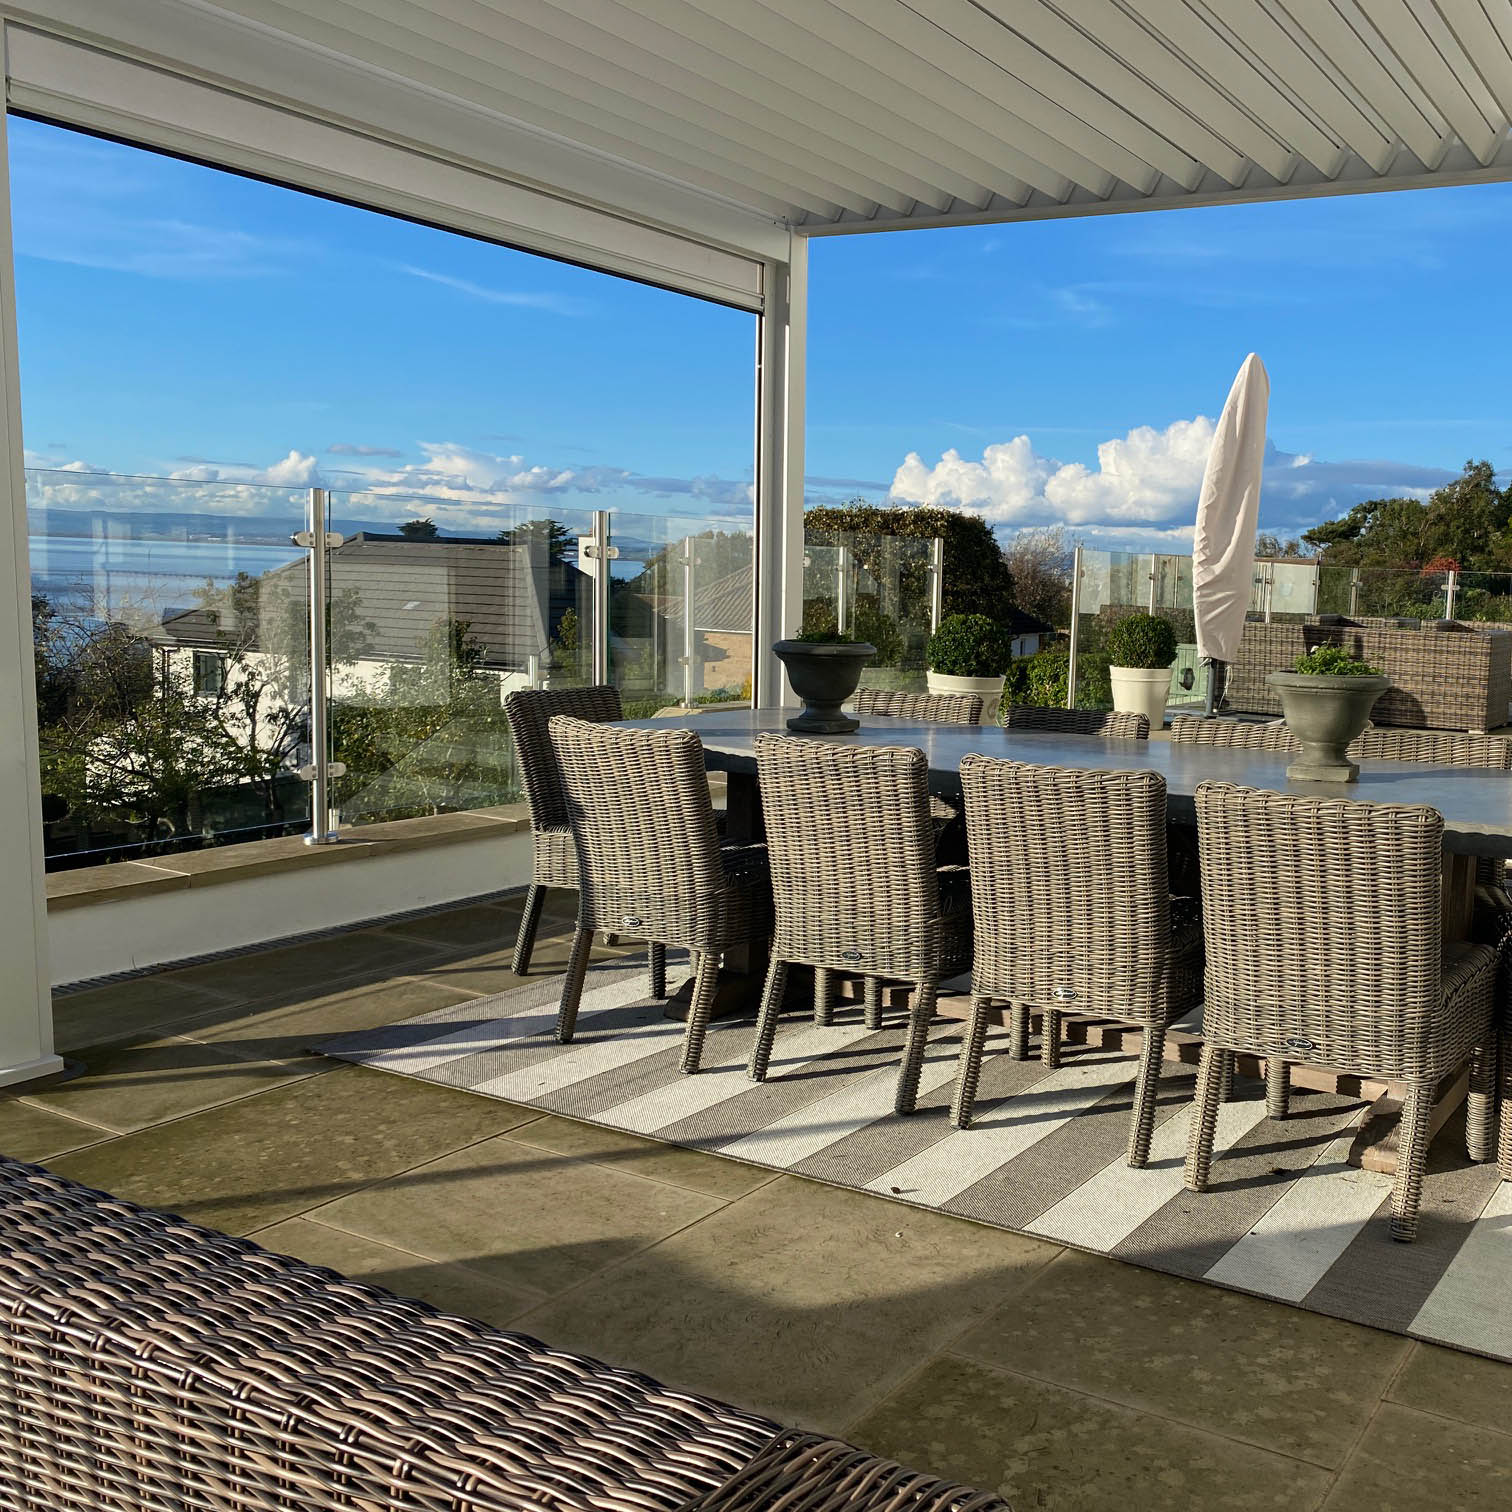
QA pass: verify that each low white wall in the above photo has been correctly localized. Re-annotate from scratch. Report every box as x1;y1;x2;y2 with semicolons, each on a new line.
49;828;534;987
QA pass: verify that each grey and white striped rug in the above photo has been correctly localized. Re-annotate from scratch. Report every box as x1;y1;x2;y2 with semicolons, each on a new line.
318;957;1512;1362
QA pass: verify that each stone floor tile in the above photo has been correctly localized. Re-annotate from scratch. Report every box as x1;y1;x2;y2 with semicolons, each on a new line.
48;1064;530;1234
249;1216;537;1327
955;1248;1406;1468
848;1355;1332;1511
1387;1342;1512;1439
309;1130;721;1297
1320;1402;1512;1509
0;1097;110;1162
167;929;437;1002
512;1174;1058;1435
52;976;233;1052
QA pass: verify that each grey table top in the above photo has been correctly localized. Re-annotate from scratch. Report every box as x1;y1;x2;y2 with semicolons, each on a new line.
618;708;1512;858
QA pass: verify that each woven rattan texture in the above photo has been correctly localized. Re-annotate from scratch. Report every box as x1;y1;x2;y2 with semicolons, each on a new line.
854;688;982;725
0;1159;1004;1512
1000;705;1149;739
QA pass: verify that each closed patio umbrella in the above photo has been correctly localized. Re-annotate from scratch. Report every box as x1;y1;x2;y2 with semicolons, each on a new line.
1192;352;1270;714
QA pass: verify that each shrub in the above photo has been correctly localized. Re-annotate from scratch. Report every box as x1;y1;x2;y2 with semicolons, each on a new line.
1002;647;1111;711
926;614;1014;677
1106;613;1178;670
1293;646;1382;676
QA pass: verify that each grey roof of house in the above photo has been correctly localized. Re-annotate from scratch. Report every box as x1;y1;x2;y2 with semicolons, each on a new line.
151;534;558;670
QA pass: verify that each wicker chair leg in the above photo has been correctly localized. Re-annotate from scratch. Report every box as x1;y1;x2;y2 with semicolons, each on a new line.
747;957;789;1082
895;980;937;1115
1216;1050;1235;1103
512;883;547;975
863;976;884;1031
648;942;667;1000
1390;1084;1435;1243
1184;1042;1225;1192
1042;1008;1062;1069
814;967;834;1027
1126;1023;1166;1168
555;926;595;1043
1008;1004;1030;1061
679;951;720;1075
951;998;992;1129
1500;1030;1512;1181
1467;1040;1496;1163
1265;1058;1291;1120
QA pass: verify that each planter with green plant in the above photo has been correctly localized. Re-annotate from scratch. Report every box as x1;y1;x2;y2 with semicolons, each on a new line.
1107;613;1179;730
1268;646;1390;782
925;613;1014;722
774;628;876;733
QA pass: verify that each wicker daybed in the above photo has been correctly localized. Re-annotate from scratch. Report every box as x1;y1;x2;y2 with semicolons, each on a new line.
0;1158;1004;1512
1223;616;1512;732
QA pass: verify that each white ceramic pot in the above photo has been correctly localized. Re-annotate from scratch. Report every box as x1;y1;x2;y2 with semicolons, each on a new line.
927;671;1006;724
1109;666;1173;730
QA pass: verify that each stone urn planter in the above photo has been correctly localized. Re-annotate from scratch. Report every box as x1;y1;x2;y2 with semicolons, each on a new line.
1267;670;1391;782
774;639;875;733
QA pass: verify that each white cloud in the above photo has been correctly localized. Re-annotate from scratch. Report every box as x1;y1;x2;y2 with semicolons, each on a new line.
262;450;324;486
398;266;589;316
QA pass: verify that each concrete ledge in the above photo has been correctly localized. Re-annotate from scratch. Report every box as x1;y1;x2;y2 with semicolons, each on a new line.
47;807;534;987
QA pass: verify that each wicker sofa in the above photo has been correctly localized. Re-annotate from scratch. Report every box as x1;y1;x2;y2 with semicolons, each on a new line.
1224;616;1512;732
0;1158;1004;1512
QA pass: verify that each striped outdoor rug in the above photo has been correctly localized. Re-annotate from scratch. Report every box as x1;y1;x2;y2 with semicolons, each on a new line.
318;956;1512;1362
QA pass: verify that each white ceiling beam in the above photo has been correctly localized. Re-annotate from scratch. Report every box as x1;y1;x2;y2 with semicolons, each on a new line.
248;0;905;219
1126;0;1350;177
1052;0;1295;180
1203;1;1396;171
1440;1;1512;125
1361;0;1501;164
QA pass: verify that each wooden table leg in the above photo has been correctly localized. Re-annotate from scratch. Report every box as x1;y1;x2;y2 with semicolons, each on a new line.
1443;849;1476;943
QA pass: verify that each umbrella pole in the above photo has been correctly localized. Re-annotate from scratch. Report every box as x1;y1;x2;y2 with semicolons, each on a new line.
1202;658;1225;717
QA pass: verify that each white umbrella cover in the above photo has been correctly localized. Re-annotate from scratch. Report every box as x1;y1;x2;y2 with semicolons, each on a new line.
1193;352;1270;667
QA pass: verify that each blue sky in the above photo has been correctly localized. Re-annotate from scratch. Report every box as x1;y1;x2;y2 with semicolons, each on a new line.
11;115;1512;549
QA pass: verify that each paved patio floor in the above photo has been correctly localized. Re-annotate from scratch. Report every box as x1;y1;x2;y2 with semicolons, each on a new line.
16;894;1512;1510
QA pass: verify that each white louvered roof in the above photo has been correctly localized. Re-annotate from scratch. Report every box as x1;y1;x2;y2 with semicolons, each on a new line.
12;1;1512;246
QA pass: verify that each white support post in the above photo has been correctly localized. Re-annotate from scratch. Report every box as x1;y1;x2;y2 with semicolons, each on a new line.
928;536;945;632
753;234;806;708
1066;544;1083;710
1445;569;1459;622
0;104;64;1086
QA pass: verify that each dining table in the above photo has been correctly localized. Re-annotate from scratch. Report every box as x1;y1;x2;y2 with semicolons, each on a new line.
619;707;1512;1174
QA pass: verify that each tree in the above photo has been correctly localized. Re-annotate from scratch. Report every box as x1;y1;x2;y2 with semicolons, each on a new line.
398;517;439;540
1002;525;1074;628
501;517;574;567
1255;532;1311;560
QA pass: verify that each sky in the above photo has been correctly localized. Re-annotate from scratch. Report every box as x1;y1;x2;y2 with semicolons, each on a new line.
11;114;1512;552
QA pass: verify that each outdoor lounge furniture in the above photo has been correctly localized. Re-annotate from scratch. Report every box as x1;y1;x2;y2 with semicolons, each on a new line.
1222;617;1512;732
954;757;1202;1166
549;717;771;1074
747;733;971;1114
0;1157;1003;1512
504;684;623;974
1187;780;1498;1242
854;687;983;724
1000;705;1150;739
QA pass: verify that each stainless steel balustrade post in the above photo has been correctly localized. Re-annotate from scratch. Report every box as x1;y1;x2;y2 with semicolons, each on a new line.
295;486;344;845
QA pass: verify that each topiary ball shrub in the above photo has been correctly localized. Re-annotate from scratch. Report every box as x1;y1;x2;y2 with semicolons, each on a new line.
927;614;1014;677
1106;613;1178;671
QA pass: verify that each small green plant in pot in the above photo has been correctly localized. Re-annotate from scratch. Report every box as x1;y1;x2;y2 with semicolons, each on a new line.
926;613;1014;722
1268;645;1390;783
774;624;876;734
1106;613;1178;730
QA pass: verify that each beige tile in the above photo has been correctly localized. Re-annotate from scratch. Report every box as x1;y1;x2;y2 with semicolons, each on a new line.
379;905;521;953
0;1098;109;1162
168;930;435;1002
177;977;481;1062
513;1174;1057;1434
49;1064;530;1234
52;977;232;1052
1388;1343;1512;1439
311;1131;721;1297
406;936;585;997
507;1115;776;1199
955;1248;1406;1469
21;1035;316;1134
249;1217;535;1327
848;1355;1331;1512
1322;1402;1512;1509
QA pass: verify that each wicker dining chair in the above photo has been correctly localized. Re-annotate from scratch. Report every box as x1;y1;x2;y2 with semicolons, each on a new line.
747;733;972;1114
1002;704;1150;739
1167;713;1297;753
954;757;1202;1165
549;716;771;1074
1188;780;1498;1243
503;684;623;974
854;686;983;725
